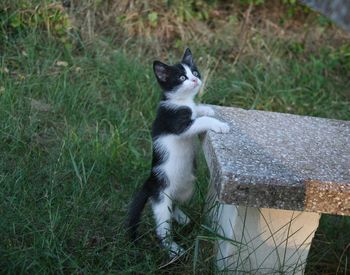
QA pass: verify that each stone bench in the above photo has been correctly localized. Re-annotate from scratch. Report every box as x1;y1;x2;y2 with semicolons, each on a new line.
202;105;350;274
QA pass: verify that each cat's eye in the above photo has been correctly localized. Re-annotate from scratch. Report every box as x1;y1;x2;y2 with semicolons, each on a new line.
179;75;186;81
193;71;199;77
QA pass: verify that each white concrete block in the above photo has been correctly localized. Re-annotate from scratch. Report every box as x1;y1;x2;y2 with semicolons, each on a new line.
211;203;321;274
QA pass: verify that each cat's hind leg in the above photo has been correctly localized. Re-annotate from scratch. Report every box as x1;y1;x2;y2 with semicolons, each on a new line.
151;195;185;258
173;206;190;225
172;182;194;225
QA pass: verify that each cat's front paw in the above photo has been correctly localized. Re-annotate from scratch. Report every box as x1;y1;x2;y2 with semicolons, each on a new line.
198;106;215;116
211;121;230;134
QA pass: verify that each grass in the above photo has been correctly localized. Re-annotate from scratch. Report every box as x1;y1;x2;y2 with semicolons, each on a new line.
1;9;350;274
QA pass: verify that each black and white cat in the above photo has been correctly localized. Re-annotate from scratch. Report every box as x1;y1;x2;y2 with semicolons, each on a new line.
127;48;229;257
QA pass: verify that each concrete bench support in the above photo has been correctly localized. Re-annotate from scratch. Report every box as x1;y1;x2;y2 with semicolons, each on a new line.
202;106;350;274
211;203;320;274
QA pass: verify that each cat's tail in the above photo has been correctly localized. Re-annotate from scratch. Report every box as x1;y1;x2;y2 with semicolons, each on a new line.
127;184;151;241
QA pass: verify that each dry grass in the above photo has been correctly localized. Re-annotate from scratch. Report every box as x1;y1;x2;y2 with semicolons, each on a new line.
63;0;350;56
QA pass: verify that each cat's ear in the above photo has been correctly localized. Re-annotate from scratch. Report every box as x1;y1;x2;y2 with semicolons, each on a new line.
153;61;169;82
182;48;194;66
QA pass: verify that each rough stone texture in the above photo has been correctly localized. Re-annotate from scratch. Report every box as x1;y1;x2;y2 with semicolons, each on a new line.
202;106;350;215
301;0;350;32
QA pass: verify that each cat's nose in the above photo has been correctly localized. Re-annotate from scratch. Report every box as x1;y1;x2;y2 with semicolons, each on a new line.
191;78;198;83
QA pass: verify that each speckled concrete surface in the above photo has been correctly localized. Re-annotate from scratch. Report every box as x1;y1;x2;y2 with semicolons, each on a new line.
202;106;350;215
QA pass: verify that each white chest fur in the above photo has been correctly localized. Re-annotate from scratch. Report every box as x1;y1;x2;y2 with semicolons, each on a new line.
154;133;196;199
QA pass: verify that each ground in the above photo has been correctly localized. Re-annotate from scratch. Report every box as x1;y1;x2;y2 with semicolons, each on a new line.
0;0;349;274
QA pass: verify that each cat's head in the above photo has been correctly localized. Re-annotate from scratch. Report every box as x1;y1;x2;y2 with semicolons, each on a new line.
153;48;202;99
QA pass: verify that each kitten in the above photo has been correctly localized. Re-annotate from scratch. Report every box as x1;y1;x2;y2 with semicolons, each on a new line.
127;48;229;258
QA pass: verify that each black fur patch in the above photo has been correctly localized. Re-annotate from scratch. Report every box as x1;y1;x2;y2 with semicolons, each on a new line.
152;104;193;138
153;62;187;92
182;48;193;66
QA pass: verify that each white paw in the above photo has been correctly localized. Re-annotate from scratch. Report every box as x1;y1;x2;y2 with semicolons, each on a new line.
200;106;215;116
173;209;190;225
168;242;186;259
161;238;186;259
211;121;230;134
